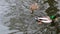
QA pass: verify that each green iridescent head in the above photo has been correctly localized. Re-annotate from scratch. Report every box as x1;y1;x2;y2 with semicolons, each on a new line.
50;15;56;19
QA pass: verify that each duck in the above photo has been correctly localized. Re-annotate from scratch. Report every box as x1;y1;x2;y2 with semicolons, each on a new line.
35;16;52;24
30;3;39;14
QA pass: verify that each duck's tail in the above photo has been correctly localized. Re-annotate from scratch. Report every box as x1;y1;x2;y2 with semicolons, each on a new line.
31;10;34;14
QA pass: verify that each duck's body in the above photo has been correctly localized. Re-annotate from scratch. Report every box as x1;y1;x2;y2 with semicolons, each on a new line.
30;3;39;14
35;16;52;24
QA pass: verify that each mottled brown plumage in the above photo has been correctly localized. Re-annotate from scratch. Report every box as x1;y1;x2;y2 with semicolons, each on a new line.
30;3;39;14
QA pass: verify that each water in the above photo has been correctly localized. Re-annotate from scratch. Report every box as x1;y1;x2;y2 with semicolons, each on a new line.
0;0;20;34
0;0;60;34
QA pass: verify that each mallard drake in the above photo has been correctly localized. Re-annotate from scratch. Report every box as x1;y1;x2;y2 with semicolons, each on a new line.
35;16;52;24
